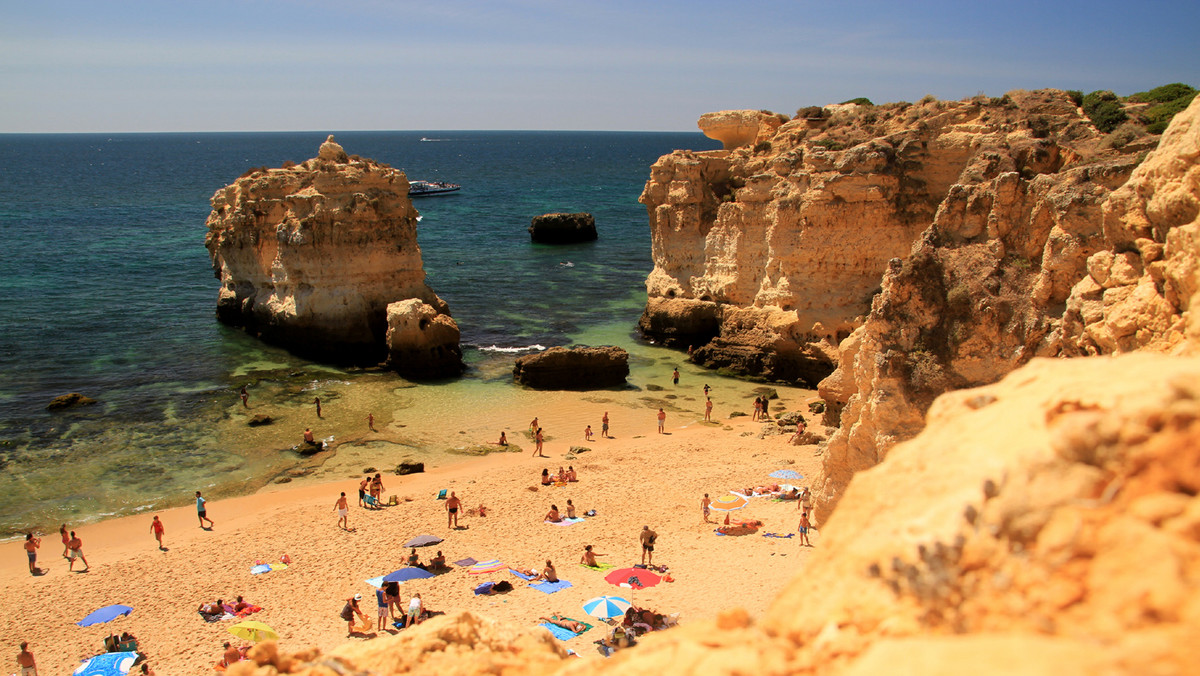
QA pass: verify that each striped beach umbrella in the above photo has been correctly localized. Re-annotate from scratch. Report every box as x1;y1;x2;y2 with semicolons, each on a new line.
582;595;632;619
708;494;749;511
468;558;505;575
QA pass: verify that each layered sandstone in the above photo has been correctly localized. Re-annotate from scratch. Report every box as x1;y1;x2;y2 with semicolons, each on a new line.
815;93;1199;520
224;353;1200;675
205;136;460;370
384;299;464;379
641;90;1124;386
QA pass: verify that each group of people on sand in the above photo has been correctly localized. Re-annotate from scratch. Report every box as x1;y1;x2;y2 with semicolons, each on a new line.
544;499;580;522
358;474;386;508
751;395;772;421
23;526;91;576
540;466;577;485
517;412;613;458
198;596;255;618
341;587;427;635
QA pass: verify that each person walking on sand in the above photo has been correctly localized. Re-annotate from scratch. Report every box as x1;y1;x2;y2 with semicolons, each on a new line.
196;491;214;529
752;396;762;421
23;534;40;575
672;368;679;386
67;531;88;572
59;524;69;559
602;412;610;438
17;641;37;676
701;493;712;523
657;408;666;434
584;424;593;441
533;427;546;457
446;491;461;528
314;396;322;418
335;492;349;530
240;385;249;408
704;397;713;421
150;516;165;550
529;416;538;433
367;413;376;432
640;525;658;566
703;383;710;397
799;511;813;546
358;476;370;508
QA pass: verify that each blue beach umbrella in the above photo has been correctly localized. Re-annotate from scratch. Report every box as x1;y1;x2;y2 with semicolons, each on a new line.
582;595;632;619
366;566;435;588
73;651;138;676
78;604;133;627
769;469;804;480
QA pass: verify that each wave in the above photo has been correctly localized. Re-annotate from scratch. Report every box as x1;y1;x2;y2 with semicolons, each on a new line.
419;137;451;142
472;344;547;353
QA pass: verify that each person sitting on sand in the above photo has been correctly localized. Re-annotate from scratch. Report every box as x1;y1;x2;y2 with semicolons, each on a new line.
557;466;567;483
532;559;558;582
222;641;242;667
429;550;446;569
565;499;576;519
566;466;577;482
541;469;552;486
407;547;424;569
198;599;225;615
233;596;250;612
497;431;507;446
545;504;561;522
580;544;605;567
540;615;585;633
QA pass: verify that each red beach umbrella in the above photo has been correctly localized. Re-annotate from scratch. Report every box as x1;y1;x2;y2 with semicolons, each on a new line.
604;567;661;590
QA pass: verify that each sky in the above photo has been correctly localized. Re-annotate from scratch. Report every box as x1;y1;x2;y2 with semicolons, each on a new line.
2;0;1198;133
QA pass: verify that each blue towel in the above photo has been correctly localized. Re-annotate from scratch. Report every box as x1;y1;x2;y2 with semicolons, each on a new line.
540;622;580;641
509;568;536;581
763;532;794;539
530;579;573;594
474;582;495;596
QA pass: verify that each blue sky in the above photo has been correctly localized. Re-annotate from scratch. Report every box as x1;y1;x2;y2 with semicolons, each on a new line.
3;0;1198;132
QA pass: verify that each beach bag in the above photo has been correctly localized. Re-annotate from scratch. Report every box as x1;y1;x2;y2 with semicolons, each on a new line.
340;603;354;621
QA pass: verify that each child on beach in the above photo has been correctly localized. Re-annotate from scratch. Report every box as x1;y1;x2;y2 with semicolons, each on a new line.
798;511;813;546
60;524;69;558
701;494;711;523
585;425;593;441
150;516;165;550
497;431;507;446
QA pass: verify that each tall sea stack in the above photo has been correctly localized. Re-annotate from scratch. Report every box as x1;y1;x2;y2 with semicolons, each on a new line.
204;136;463;377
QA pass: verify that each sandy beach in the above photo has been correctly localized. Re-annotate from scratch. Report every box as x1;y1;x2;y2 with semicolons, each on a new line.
2;388;821;674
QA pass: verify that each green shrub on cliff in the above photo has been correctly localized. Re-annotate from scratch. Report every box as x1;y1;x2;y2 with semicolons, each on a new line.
840;97;874;106
1128;83;1196;104
1081;90;1128;133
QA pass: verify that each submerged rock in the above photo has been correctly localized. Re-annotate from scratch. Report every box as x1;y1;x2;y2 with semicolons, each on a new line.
46;393;96;411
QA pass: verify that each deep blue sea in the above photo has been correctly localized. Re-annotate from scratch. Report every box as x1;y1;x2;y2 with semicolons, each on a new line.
0;131;721;535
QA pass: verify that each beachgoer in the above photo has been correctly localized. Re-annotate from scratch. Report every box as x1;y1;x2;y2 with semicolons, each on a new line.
545;504;561;523
314;396;322;418
446;491;461;528
657;408;666;434
565;499;576;518
799;511;813;546
23;534;39;575
233;596;250;612
580;544;604;567
371;473;384;502
539;615;584;633
752;397;762;421
541;468;551;486
335;492;349;530
303;428;317;446
367;413;375;432
800;487;812;512
602;412;610;438
407;548;423;569
534;427;546;457
150;515;165;550
537;559;558;582
406;593;423;627
478;504;488;517
430;550;446;569
557;466;567;483
67;531;88;572
240;385;248;408
140;663;155;675
59;524;69;558
567;466;577;482
385;581;402;620
17;641;37;676
640;525;657;566
672;368;679;385
701;494;711;523
196;491;214;529
584;425;593;441
704;397;713;421
342;594;366;635
529;417;539;433
376;587;390;631
222;642;241;667
358;476;370;508
497;431;507;446
703;383;710;396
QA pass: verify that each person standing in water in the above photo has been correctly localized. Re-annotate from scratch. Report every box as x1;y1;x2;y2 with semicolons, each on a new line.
314;397;322;418
240;385;249;408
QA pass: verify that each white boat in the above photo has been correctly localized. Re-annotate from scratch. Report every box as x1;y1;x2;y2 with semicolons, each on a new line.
408;180;461;197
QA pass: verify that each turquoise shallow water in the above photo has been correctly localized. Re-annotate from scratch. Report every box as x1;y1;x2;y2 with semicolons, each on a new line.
0;131;721;535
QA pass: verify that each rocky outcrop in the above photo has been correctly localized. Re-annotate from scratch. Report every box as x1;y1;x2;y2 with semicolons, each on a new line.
528;212;597;244
384;299;464;379
223;352;1200;676
204;136;456;366
512;346;629;389
641;90;1127;387
815;93;1199;520
697;110;784;149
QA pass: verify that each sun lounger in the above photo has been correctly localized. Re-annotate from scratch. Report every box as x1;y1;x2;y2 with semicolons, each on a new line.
363;494;381;508
530;579;573;594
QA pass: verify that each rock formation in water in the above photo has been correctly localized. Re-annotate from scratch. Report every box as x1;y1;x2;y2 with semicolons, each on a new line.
815;94;1199;520
512;345;629;389
528;212;598;243
639;91;1150;387
204;136;463;375
384;299;464;379
225;352;1200;676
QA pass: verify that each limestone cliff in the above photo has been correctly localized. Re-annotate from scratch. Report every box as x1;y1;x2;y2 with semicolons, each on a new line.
639;91;1132;386
815;94;1199;520
205;136;463;375
224;353;1200;675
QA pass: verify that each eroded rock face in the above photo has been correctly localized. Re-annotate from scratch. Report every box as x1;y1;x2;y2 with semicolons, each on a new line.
384;299;464;379
205;136;452;365
697;110;783;149
642;90;1121;387
528;212;597;244
815;93;1199;520
512;346;629;389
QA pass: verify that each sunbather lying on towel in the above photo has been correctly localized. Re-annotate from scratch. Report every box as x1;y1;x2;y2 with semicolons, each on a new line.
540;615;585;633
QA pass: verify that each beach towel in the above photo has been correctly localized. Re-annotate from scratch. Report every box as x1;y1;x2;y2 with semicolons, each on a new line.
530;579;573;594
199;611;233;623
539;618;593;641
546;517;585;526
454;557;478;567
578;562;617;571
509;568;537;581
474;582;496;596
763;532;794;539
436;489;447;500
235;605;263;618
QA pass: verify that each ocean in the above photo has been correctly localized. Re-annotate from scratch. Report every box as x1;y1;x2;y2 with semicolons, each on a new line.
0;130;724;536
